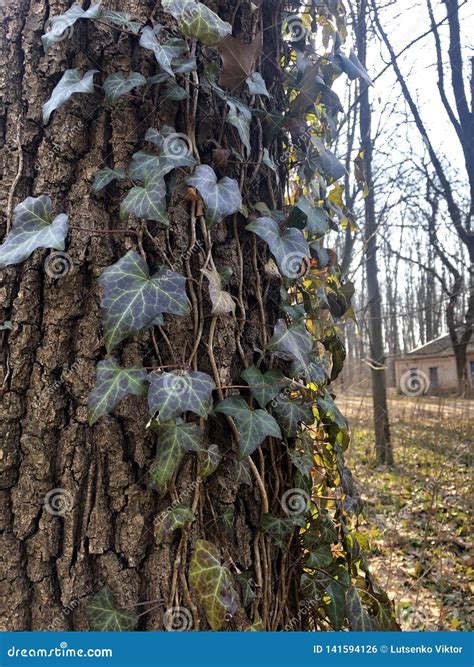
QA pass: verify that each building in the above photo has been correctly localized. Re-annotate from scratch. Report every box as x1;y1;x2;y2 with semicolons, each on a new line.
394;332;474;395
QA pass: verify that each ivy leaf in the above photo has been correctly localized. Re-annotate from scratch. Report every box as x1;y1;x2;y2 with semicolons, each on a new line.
99;9;142;34
162;0;231;46
148;370;215;421
149;419;202;495
104;72;146;102
139;26;188;77
289;433;314;477
262;148;279;182
214;395;281;459
273;395;313;436
163;82;189;100
305;544;333;569
246;72;270;98
311;138;345;181
198;444;222;479
42;4;102;51
144;128;197;171
0;195;68;270
186;165;242;228
240;366;284;408
92;167;126;192
267;319;313;370
99;250;189;351
317;390;347;430
85;587;138;631
335;48;373;86
345;587;375;631
201;268;235;316
156;504;195;543
87;358;147;426
246;217;309;279
120;175;168;224
43;69;98;124
291;354;328;385
325;580;347;631
287;196;330;237
189;540;239;630
226;100;251;154
261;514;294;550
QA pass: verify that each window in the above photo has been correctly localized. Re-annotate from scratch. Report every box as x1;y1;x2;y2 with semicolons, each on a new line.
429;367;439;389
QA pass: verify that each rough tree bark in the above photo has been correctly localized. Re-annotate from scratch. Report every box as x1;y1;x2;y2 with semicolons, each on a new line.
355;0;393;465
0;0;304;631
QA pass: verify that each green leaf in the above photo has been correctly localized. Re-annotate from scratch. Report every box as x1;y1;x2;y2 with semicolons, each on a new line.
287;196;330;237
92;167;125;192
246;217;309;279
226;100;251;154
305;544;333;569
104;72;146;101
99;250;189;351
335;48;373;86
288;433;314;477
325;574;349;630
162;0;231;46
273;395;313;436
187;165;242;227
147;370;215;421
237;572;256;608
246;72;270;98
262;148;279;182
240;366;284;408
345;586;375;631
317;390;347;430
87;359;147;426
267;319;313;370
163;82;189;100
42;3;102;51
214;395;281;459
189;540;239;630
43;69;97;124
99;9;142;34
198;444;222;479
120;175;168;224
139;26;188;77
260;514;294;550
201;268;235;316
0;195;68;270
149;419;201;495
156;504;195;543
85;587;138;631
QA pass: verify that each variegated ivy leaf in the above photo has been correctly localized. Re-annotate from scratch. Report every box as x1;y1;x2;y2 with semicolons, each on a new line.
186;165;242;228
246;72;270;98
189;540;239;631
287;195;330;237
214;395;281;459
42;3;102;51
273;395;313;436
43;69;98;124
0;195;68;270
100;9;142;34
104;72;146;101
201;268;235;316
85;587;138;631
99;250;189;351
120;174;168;224
156;504;195;543
198;444;222;479
139;26;188;77
246;217;309;280
267;319;313;370
92;167;125;192
240;366;284;408
144;127;196;172
149;419;202;495
162;0;231;46
88;358;147;426
148;370;215;422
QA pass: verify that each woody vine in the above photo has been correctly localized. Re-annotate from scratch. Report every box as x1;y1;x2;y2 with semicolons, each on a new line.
0;0;397;631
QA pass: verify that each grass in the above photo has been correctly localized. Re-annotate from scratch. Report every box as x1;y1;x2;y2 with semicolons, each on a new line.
339;394;473;631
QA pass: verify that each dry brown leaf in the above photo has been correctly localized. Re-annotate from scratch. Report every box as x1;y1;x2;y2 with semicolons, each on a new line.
218;32;263;90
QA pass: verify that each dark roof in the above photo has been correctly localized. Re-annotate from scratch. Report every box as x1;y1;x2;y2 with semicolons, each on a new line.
404;331;474;359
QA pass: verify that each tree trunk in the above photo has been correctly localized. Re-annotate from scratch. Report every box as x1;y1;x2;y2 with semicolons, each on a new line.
0;0;303;631
355;0;393;465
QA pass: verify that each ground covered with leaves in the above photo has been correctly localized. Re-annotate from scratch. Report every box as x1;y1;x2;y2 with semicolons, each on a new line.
339;394;473;631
